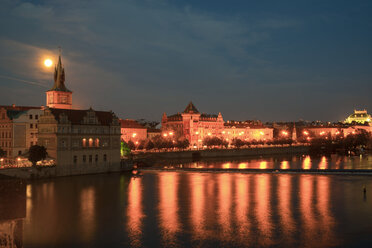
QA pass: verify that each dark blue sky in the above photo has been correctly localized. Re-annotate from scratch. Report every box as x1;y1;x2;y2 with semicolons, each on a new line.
0;0;371;122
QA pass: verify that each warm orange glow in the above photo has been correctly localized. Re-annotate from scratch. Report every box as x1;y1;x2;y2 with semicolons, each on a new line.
127;178;143;247
132;133;137;137
282;131;288;136
17;157;21;161
159;173;179;246
80;187;96;241
89;138;93;147
169;132;173;136
260;131;264;135
259;161;267;169
222;162;231;168
235;174;250;242
238;162;248;169
303;156;311;169
320;131;325;136
300;176;316;243
195;131;199;135
217;173;232;234
303;131;309;135
190;174;205;240
44;58;53;67
281;160;289;169
208;132;211;136
163;133;168;137
278;175;295;243
319;156;327;169
256;174;272;245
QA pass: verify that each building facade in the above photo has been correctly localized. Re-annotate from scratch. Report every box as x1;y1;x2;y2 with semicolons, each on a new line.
46;53;72;109
162;102;224;147
38;108;121;174
0;105;42;158
344;110;371;124
120;119;147;143
223;121;273;142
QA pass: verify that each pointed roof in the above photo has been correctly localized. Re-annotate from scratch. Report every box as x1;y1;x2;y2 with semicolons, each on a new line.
48;52;71;92
183;102;199;114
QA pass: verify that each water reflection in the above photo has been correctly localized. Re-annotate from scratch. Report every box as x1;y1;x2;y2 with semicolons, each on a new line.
127;178;143;248
154;154;372;170
158;172;180;247
2;168;372;247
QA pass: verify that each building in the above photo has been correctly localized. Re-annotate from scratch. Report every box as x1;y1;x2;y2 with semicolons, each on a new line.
162;102;224;147
0;105;42;158
223;121;273;142
38;108;121;174
344;110;371;124
119;119;147;143
46;52;72;109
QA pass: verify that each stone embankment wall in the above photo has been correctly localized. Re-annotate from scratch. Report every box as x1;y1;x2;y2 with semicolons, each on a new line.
148;146;309;160
0;160;133;179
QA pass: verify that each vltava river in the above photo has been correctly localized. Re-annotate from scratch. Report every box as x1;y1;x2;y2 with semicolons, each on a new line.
1;155;372;247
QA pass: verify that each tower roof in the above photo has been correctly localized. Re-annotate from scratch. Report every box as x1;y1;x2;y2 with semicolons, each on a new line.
48;52;71;92
183;102;199;114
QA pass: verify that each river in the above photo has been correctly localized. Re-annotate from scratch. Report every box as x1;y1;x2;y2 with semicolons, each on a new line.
1;154;372;247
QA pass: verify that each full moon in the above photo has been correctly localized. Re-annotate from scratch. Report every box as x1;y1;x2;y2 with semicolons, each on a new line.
44;59;53;67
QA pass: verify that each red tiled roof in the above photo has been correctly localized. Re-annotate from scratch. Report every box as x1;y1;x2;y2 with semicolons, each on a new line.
50;108;116;126
119;119;146;129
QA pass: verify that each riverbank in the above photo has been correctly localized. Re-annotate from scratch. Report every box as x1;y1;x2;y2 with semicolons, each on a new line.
0;159;133;179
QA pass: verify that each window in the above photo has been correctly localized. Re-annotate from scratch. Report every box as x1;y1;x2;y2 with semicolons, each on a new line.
95;138;99;147
35;124;38;129
18;151;21;155
30;124;33;129
89;155;92;163
73;156;77;164
35;115;38;120
29;115;33;119
95;154;98;162
83;155;86;163
82;138;87;147
103;154;107;162
89;138;93;147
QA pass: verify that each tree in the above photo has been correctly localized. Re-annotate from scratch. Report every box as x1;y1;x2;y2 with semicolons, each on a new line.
28;145;47;167
176;138;190;150
231;138;245;148
145;140;155;150
121;140;131;156
127;140;136;150
0;148;6;158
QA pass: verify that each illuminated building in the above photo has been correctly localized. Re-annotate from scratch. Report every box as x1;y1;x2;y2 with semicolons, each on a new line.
223;121;273;142
0;105;42;158
162;102;224;146
38;108;121;174
46;53;72;109
120;119;147;143
344;110;371;124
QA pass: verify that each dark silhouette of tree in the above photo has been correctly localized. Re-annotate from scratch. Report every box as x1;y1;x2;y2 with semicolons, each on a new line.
0;148;6;158
145;140;154;150
127;140;136;150
231;138;245;148
28;145;47;167
176;138;190;150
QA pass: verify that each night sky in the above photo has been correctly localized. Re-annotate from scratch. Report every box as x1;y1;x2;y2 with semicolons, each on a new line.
0;0;371;122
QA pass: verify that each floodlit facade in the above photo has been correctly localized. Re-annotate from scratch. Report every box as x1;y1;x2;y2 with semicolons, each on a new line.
120;119;147;143
344;110;371;124
162;102;224;147
0;105;42;158
38;108;121;174
223;121;273;142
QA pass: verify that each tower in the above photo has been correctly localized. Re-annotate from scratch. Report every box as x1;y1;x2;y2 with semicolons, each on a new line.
46;50;72;109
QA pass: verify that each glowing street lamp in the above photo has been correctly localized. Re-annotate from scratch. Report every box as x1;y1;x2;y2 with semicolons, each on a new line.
44;59;53;67
281;131;288;136
303;131;309;136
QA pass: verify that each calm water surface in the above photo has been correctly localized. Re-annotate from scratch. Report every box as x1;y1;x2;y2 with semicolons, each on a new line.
1;155;372;247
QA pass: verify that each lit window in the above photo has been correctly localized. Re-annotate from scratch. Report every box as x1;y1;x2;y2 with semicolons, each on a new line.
82;138;87;147
95;138;99;147
89;138;93;147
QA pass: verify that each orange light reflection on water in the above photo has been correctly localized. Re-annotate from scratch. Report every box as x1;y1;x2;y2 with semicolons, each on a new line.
235;174;250;242
127;178;144;248
278;175;295;245
259;161;267;169
190;174;206;240
158;173;180;246
255;174;272;246
281;161;289;169
80;187;96;242
299;176;315;244
319;156;328;169
217;173;232;235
